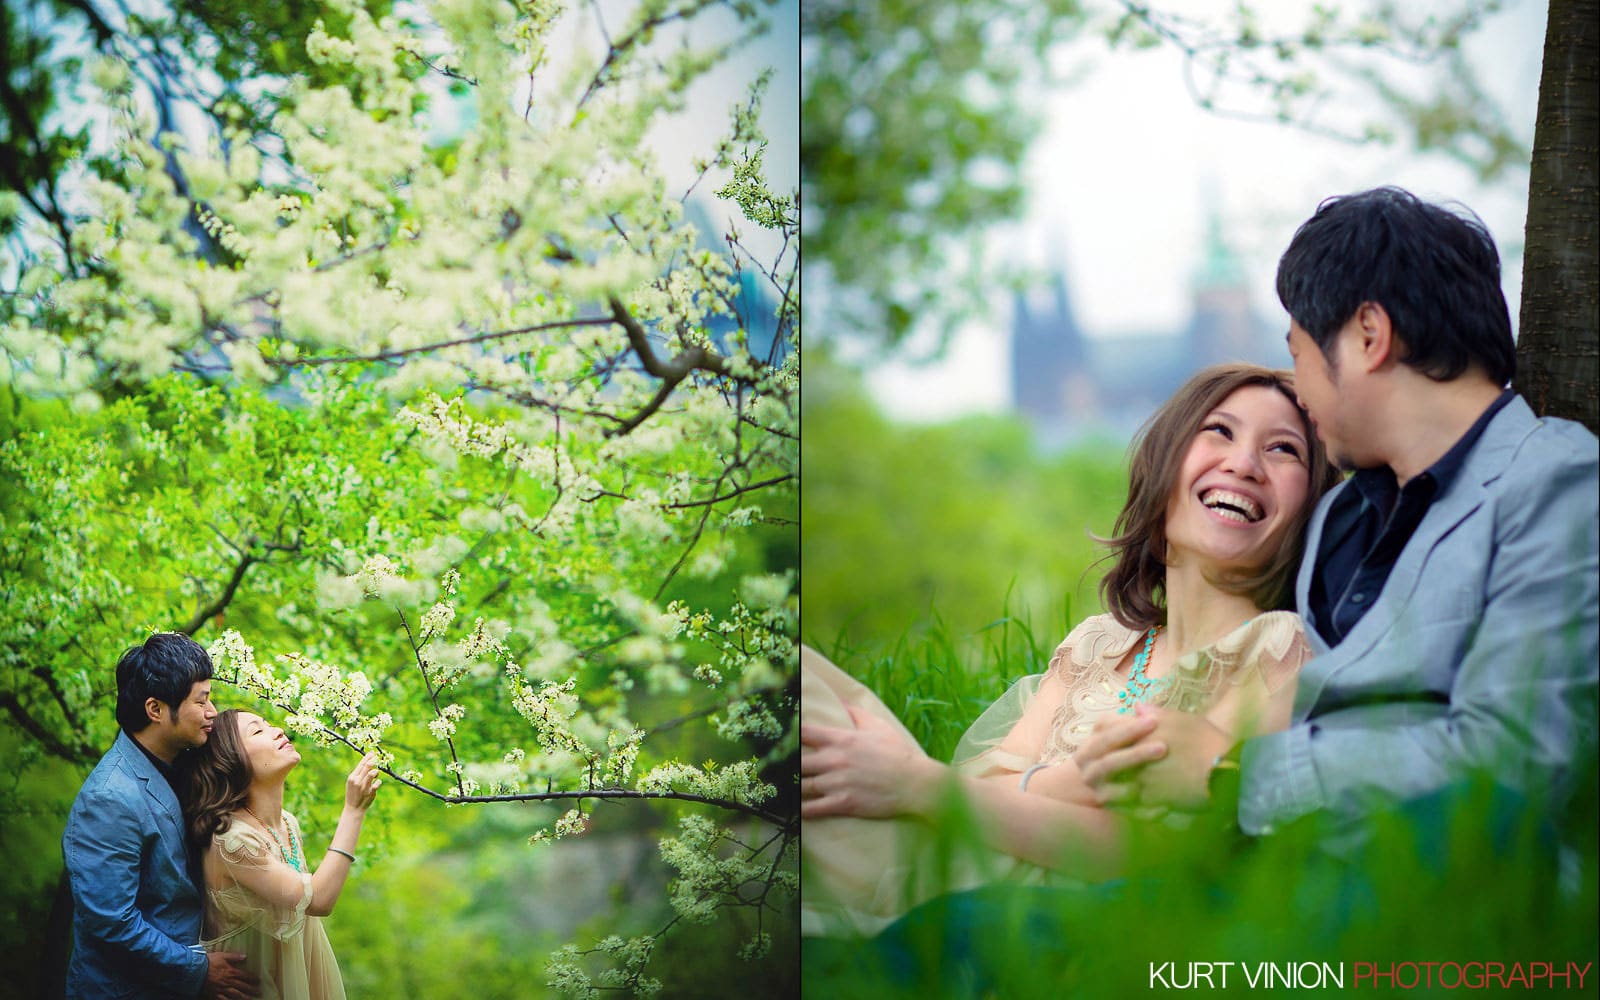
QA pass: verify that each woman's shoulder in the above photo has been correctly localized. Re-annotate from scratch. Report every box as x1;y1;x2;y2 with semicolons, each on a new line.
1186;611;1311;690
211;813;272;856
1048;613;1143;674
1208;610;1307;660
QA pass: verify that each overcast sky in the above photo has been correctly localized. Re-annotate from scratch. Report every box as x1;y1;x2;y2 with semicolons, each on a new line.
862;0;1547;422
637;0;799;267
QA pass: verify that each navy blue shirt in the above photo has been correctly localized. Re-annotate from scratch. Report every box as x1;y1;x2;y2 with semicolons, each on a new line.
1308;389;1515;647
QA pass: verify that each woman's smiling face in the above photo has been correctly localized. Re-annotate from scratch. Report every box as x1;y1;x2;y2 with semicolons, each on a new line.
1164;384;1313;575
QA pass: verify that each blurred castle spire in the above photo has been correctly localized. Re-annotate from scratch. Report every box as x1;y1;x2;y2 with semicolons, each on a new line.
1009;203;1286;447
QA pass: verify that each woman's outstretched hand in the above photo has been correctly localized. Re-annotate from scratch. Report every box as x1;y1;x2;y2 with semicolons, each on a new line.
800;705;943;820
344;753;381;813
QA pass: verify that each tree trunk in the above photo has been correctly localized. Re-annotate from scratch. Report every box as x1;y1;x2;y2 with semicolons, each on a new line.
1516;0;1600;433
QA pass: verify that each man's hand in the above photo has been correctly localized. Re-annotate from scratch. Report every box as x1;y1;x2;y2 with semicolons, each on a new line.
800;705;944;820
202;951;259;1000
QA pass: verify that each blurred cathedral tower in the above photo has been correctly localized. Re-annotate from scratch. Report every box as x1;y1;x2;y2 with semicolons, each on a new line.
1009;204;1286;445
1187;210;1260;368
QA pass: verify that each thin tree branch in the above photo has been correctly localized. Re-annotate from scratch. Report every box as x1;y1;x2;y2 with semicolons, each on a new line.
181;553;257;636
665;474;792;509
265;317;616;368
0;693;95;764
398;610;469;797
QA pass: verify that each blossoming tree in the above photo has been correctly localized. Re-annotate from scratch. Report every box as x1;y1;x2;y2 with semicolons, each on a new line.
1;0;797;993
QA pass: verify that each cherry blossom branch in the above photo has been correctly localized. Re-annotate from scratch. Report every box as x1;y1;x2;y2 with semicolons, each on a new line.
608;296;735;380
397;609;468;797
210;676;791;826
606;294;775;437
575;1;715;111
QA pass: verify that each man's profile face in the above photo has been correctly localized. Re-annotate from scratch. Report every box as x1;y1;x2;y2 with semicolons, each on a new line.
150;680;217;749
1286;321;1355;471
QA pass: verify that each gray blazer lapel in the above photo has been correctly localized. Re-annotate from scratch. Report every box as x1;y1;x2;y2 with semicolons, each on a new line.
1294;480;1345;656
1292;397;1535;717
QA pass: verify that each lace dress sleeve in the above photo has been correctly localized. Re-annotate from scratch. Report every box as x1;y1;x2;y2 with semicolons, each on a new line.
211;818;315;941
950;672;1049;778
1198;611;1312;742
951;615;1137;776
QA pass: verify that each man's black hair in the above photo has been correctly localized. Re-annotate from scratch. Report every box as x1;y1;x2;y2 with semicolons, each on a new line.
114;632;214;734
1275;186;1516;385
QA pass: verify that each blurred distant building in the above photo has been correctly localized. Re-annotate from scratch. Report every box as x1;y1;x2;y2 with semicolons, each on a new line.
1010;211;1288;448
682;198;787;363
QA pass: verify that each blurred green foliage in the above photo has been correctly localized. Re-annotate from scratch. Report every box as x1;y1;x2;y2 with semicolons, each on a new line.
801;350;1127;660
800;0;1085;345
802;0;1533;354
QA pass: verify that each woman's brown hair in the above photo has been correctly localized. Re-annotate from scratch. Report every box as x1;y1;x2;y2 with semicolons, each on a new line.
1097;363;1343;630
176;708;254;854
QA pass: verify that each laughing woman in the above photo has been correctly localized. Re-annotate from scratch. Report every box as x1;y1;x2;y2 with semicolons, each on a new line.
799;364;1341;936
178;709;380;1000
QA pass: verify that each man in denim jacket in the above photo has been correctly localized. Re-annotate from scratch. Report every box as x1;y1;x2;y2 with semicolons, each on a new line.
62;632;257;998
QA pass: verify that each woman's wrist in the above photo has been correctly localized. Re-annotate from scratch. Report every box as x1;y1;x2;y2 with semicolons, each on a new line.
905;756;951;816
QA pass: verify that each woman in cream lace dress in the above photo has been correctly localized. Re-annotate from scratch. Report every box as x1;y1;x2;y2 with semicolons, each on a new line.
800;364;1343;936
179;709;380;999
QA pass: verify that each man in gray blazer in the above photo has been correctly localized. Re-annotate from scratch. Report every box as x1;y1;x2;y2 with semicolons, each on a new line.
1078;187;1599;843
62;632;258;998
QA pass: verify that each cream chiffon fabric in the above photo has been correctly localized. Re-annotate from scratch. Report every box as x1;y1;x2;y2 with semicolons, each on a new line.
201;812;346;1000
801;611;1309;937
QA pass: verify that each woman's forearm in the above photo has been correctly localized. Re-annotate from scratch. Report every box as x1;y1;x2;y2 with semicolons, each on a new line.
307;807;366;916
950;772;1126;876
911;763;1124;876
974;759;1098;807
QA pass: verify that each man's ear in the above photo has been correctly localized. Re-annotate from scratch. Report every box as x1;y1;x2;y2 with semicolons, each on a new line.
1354;301;1397;372
144;696;164;726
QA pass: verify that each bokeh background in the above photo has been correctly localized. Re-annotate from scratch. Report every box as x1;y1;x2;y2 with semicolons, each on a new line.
802;0;1551;660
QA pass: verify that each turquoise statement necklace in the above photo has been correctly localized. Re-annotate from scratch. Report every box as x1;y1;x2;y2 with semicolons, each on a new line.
245;806;306;872
1116;625;1167;713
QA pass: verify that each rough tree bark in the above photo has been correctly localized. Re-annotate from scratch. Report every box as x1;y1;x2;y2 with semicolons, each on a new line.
1515;0;1599;433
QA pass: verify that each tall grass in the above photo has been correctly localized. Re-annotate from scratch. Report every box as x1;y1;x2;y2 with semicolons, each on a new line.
815;592;1072;761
